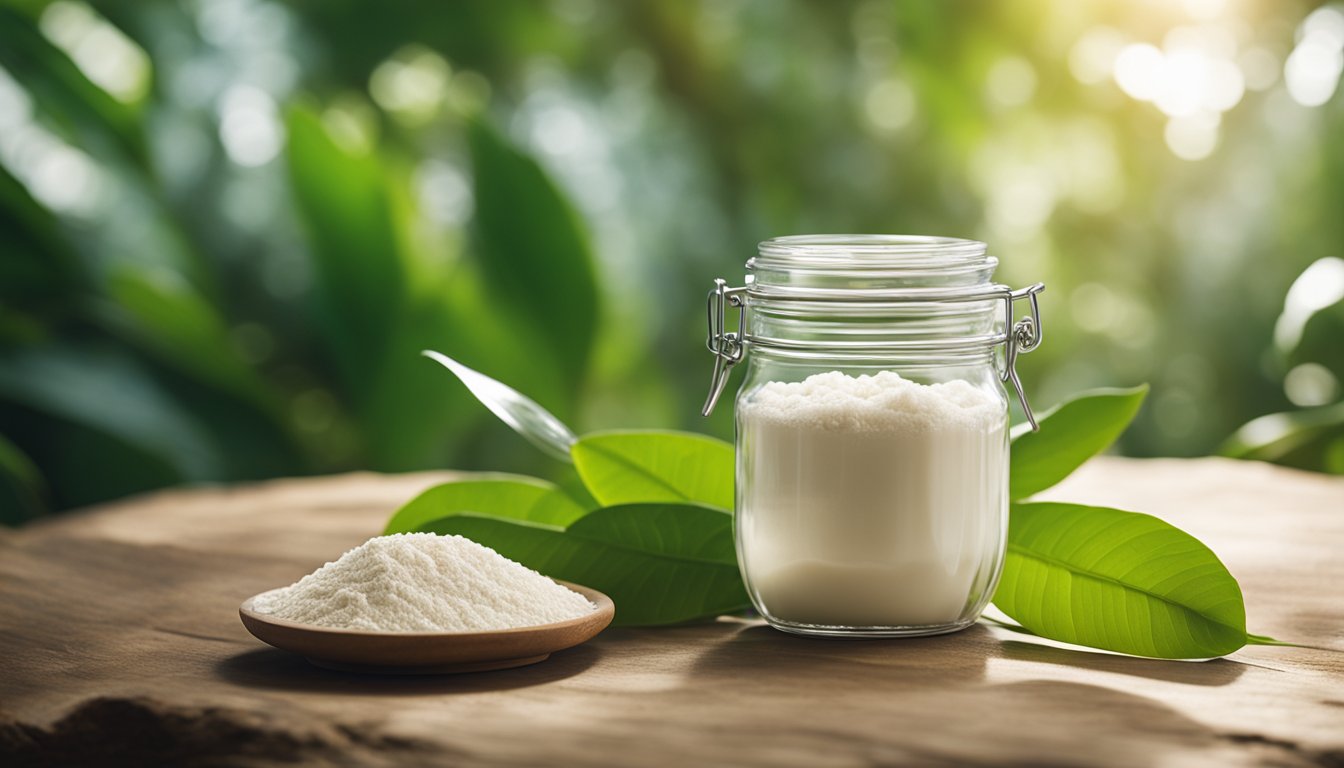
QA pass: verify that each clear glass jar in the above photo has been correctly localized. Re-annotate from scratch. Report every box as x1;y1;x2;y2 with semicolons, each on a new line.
702;235;1044;638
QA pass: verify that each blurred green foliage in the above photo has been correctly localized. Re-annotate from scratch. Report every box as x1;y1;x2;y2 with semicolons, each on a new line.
1;0;1343;522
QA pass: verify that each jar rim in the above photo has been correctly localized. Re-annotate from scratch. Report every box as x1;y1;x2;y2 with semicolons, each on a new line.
755;234;988;270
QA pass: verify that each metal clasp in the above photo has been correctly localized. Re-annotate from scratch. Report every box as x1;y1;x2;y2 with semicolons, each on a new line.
701;278;747;416
1002;282;1045;431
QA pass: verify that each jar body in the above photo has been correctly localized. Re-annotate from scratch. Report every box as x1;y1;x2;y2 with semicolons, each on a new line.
734;350;1010;637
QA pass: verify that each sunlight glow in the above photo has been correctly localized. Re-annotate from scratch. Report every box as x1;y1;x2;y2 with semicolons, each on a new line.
1164;112;1220;160
217;85;283;167
0;66;106;216
1284;8;1344;108
1284;363;1339;407
39;1;151;103
1274;257;1344;351
864;78;916;133
370;46;451;125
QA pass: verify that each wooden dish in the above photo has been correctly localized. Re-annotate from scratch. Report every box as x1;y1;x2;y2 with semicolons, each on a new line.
239;581;614;674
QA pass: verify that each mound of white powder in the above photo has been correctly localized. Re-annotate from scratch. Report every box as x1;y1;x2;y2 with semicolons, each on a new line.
743;370;1002;432
251;532;595;632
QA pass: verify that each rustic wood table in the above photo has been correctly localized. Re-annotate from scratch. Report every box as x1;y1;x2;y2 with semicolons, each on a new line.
2;457;1341;767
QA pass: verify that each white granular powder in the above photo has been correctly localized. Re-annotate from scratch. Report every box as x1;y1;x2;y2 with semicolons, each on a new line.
251;532;595;632
737;370;1007;629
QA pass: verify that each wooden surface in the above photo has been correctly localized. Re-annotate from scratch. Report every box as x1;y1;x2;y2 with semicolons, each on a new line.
1;457;1341;767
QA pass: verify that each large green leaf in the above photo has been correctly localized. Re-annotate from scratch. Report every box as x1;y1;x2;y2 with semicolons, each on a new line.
564;502;737;566
0;7;147;168
0;344;223;481
1010;386;1148;500
467;118;599;392
993;501;1247;659
421;504;748;626
1220;402;1344;475
571;430;735;510
285;104;406;405
384;474;589;534
0;163;81;314
99;268;279;416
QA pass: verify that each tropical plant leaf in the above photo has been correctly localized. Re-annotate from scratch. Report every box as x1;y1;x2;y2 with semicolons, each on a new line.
1010;385;1148;500
421;505;749;626
993;501;1248;659
0;343;223;481
285;104;405;405
1219;402;1344;475
384;474;589;534
421;350;577;462
466;118;599;392
571;430;734;510
563;502;737;565
99;268;279;415
0;431;45;524
0;7;147;168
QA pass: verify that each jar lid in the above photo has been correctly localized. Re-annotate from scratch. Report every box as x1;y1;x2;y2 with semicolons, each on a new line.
750;235;998;293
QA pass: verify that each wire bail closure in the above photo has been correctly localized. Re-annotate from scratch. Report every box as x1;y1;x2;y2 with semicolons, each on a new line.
701;279;747;416
700;279;1047;429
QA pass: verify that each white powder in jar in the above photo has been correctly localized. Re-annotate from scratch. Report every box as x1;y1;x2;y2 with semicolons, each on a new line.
737;370;1007;629
251;532;595;632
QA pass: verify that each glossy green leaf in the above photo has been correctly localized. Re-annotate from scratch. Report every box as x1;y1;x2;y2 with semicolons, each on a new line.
571;430;735;510
1010;385;1148;500
467;118;599;391
384;474;589;534
421;349;578;462
421;504;749;625
564;502;737;566
993;501;1248;659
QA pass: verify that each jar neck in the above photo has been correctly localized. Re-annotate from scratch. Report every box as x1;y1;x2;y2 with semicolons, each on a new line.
747;342;999;366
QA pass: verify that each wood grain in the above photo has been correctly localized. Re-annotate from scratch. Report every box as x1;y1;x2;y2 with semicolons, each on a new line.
1;458;1341;767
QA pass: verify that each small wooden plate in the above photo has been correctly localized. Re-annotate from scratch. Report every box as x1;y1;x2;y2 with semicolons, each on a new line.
239;581;614;674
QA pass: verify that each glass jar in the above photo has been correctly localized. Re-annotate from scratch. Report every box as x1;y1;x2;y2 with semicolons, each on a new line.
702;235;1044;638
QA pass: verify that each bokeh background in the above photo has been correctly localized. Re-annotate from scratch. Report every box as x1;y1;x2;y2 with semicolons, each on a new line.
2;0;1343;521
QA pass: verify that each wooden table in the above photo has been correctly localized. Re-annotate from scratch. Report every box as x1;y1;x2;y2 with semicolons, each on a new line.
2;457;1341;767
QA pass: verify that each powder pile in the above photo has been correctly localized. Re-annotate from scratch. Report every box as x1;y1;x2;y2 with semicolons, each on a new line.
743;370;1001;432
252;532;595;632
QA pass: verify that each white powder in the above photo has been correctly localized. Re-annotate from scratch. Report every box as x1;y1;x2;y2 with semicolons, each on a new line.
251;532;595;632
737;370;1007;629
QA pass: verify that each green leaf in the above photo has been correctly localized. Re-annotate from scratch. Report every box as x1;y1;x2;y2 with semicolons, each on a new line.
421;350;578;462
467;118;599;391
566;502;737;566
993;501;1247;659
1010;385;1148;500
571;430;735;510
0;8;147;168
285;104;406;405
1219;402;1344;475
99;268;280;415
421;505;749;625
384;474;589;534
0;432;45;524
0;343;224;481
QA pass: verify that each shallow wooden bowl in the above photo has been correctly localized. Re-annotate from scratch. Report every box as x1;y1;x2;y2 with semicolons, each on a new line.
239;581;614;674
